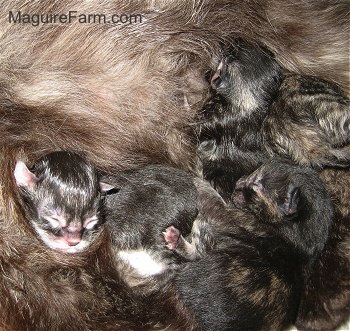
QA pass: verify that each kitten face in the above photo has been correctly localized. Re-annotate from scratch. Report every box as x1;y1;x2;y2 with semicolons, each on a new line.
14;152;106;253
210;41;283;119
232;162;300;223
32;194;102;253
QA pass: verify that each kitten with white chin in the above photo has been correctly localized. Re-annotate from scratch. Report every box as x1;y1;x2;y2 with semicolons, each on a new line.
14;151;110;253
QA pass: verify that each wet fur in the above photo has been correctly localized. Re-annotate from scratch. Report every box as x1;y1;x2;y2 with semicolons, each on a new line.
198;42;350;198
14;151;105;253
197;40;285;199
263;76;350;331
0;0;349;330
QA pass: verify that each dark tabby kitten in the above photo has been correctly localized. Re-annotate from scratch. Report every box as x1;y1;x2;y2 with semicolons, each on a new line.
197;40;284;200
264;74;350;168
197;40;350;201
172;160;333;331
197;40;350;330
271;76;350;330
14;151;106;253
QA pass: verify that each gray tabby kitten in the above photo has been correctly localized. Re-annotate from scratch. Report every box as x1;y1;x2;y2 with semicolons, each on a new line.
14;151;107;253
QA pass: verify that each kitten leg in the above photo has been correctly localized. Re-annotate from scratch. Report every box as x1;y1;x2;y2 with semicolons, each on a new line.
164;215;215;261
163;225;198;260
163;225;181;250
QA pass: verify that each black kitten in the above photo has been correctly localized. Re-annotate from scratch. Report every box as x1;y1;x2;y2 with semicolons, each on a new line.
101;165;199;288
173;160;333;331
14;151;106;253
197;40;284;200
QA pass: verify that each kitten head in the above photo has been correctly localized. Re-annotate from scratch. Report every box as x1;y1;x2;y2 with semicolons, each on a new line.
210;40;283;118
14;151;109;253
232;161;301;223
232;160;333;259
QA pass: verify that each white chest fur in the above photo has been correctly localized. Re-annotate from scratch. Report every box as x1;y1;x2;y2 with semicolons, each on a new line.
117;250;166;277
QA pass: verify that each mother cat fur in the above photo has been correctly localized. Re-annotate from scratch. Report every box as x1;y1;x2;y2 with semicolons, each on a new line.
0;0;349;330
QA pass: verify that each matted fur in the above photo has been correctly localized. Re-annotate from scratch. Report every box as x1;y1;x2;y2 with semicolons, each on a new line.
0;0;349;330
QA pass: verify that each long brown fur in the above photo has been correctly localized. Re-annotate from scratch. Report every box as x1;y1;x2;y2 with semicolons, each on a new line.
0;0;349;330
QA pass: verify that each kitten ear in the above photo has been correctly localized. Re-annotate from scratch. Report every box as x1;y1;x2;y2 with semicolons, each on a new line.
211;59;226;89
14;161;38;190
280;184;300;217
237;171;264;193
99;182;118;193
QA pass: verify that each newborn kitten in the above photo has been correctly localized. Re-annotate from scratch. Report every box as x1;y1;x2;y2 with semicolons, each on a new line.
197;40;284;200
264;74;350;168
15;155;199;286
197;40;350;330
173;160;333;331
14;151;105;253
270;76;350;330
101;165;199;289
198;40;350;200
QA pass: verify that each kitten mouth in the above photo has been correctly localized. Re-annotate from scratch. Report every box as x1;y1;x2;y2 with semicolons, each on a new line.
62;235;81;247
48;230;82;246
52;238;89;253
58;227;84;247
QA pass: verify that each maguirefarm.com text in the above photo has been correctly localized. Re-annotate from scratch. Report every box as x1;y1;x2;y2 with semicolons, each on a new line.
9;10;143;27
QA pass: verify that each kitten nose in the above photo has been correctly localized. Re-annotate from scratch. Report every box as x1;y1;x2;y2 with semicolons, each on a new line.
61;227;82;246
65;236;81;246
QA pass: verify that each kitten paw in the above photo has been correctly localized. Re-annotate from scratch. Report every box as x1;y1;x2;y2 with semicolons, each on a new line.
163;226;180;250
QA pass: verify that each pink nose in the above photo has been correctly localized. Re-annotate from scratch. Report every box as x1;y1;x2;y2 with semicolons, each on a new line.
64;236;81;246
61;227;82;246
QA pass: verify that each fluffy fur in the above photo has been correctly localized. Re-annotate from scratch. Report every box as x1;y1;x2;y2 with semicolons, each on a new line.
0;0;349;330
